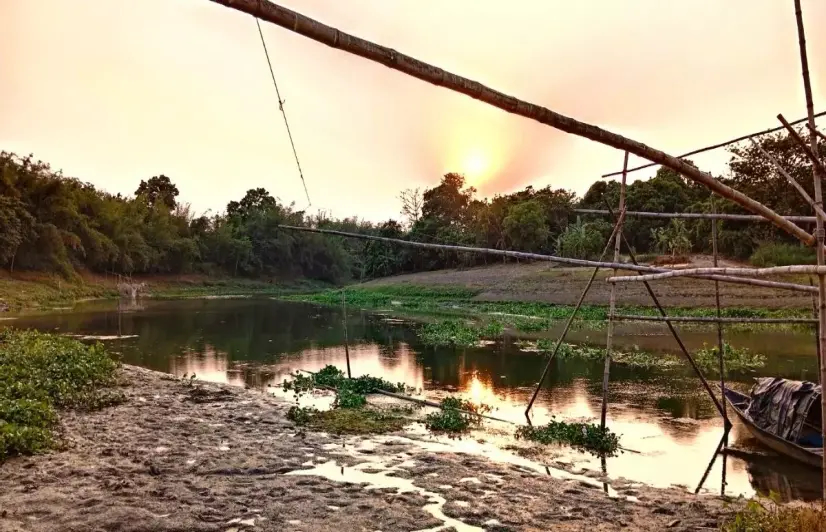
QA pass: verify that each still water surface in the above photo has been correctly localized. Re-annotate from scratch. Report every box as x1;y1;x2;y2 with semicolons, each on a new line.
5;298;822;501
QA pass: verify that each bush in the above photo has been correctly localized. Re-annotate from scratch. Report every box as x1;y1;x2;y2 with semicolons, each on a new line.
750;243;816;267
0;329;121;460
424;396;492;433
721;498;825;532
555;218;605;260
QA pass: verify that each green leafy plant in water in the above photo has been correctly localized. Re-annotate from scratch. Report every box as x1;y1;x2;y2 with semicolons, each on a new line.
334;388;368;409
286;405;319;425
424;396;492;433
515;418;620;457
693;342;766;375
419;320;482;347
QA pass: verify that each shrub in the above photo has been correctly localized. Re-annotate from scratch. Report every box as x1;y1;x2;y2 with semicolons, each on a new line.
424;396;492;433
0;329;121;459
750;243;816;267
555;218;605;260
721;498;825;532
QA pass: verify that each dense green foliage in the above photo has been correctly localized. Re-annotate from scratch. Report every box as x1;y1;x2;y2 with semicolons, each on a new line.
721;498;825;532
749;242;817;267
423;396;492;433
515;419;620;457
3;129;823;284
0;329;121;459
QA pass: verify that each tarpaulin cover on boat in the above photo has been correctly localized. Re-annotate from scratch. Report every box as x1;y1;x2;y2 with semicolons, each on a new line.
745;377;821;442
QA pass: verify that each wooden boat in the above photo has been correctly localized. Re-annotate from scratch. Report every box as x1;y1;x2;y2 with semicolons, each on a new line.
722;384;823;469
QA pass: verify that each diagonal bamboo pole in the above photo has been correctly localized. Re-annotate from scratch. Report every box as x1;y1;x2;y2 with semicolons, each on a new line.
807;123;826;144
523;208;627;421
601;152;628;430
209;0;815;247
603;203;729;421
778;114;826;180
609;265;826;283
602;111;826;179
791;0;826;494
712;199;728;433
277;224;818;293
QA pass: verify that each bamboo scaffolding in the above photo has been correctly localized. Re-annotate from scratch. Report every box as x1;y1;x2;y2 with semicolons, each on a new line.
574;209;816;223
602;202;729;421
807;124;826;143
601;152;628;430
791;0;826;492
210;0;816;247
612;315;817;324
276;224;817;293
601;111;826;179
609;265;826;283
524;209;627;421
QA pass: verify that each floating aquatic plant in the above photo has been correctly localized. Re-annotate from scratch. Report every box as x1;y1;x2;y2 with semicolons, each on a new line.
515;418;620;457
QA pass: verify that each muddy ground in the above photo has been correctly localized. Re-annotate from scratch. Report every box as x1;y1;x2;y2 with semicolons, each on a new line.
364;258;813;309
0;366;739;531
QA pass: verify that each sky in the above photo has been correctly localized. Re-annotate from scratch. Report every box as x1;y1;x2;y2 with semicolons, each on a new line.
2;0;825;222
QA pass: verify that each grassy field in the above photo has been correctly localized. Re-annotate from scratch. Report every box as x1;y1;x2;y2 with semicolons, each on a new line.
0;272;329;313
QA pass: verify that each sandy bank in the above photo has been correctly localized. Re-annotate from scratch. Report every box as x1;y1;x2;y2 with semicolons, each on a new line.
0;365;738;531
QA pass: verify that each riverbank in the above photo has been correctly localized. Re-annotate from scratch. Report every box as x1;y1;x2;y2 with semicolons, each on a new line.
0;364;744;531
0;272;329;313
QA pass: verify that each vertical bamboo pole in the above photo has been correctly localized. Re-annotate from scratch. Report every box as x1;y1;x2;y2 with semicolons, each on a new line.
601;151;628;429
342;290;352;379
810;276;821;377
712;199;727;426
793;0;826;494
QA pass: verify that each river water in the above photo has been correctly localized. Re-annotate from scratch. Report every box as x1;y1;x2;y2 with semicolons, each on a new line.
4;297;822;501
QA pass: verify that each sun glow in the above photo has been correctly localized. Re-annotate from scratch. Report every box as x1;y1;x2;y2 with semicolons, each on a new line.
462;151;489;181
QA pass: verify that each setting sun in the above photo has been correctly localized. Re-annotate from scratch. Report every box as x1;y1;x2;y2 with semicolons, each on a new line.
462;151;489;181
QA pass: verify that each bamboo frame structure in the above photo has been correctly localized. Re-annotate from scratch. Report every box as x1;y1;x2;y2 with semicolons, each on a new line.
712;199;728;431
612;315;817;324
211;0;817;247
808;123;826;143
206;0;826;495
601;111;826;179
791;0;826;488
574;209;816;223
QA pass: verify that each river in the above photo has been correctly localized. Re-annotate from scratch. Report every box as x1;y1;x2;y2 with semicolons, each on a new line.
3;297;822;501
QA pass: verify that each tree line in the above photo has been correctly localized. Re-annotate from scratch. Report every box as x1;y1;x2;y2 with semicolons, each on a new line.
1;129;823;284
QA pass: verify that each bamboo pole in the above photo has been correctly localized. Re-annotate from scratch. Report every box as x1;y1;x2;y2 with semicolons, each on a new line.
812;276;822;376
609;265;826;283
574;209;816;223
209;0;815;247
750;138;826;221
612;314;817;324
342;291;351;379
277;224;818;293
601;152;628;430
778;114;826;180
807;124;826;144
603;203;729;421
791;0;826;494
524;209;627;421
601;111;826;178
712;199;728;430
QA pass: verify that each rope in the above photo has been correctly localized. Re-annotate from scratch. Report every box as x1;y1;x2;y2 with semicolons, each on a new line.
255;18;312;208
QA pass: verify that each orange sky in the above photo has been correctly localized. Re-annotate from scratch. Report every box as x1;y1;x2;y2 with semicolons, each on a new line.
2;0;825;221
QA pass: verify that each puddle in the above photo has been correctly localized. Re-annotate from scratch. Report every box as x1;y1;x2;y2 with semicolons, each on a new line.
287;460;483;532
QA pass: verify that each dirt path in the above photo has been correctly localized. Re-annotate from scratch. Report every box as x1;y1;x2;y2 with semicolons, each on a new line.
0;366;737;531
365;259;813;309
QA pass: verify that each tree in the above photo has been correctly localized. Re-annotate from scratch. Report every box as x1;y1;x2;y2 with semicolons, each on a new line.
420;173;476;227
399;188;423;229
135;175;179;210
503;199;549;252
226;188;277;222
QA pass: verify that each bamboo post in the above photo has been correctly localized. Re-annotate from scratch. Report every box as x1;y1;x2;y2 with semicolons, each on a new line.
601;152;628;430
604;203;730;421
524;208;628;421
342;290;352;379
778;114;826;180
601;111;826;179
811;276;822;376
277;225;818;293
694;424;732;495
791;0;826;494
211;0;816;247
807;123;826;143
712;199;729;436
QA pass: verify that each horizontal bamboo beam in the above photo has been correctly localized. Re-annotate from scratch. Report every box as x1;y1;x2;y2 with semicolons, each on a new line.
602;111;826;178
609;265;826;284
573;208;816;223
614;314;817;324
277;224;817;293
209;0;815;247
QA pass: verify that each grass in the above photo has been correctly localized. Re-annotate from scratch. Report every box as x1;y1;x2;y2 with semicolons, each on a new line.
424;396;492;433
721;498;826;532
750;243;817;268
694;342;766;375
515;418;621;457
0;329;122;460
282;285;812;334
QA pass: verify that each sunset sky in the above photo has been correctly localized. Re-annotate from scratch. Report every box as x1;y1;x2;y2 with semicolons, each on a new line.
2;0;825;222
